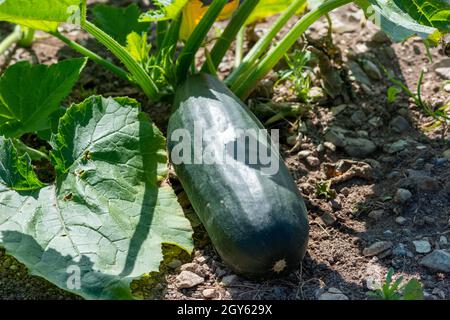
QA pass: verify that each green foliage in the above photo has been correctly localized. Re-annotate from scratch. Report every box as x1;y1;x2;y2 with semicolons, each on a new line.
387;86;402;103
277;49;313;102
357;0;450;42
0;0;83;31
0;59;87;138
140;0;189;22
315;180;337;200
0;96;193;300
92;4;150;46
247;0;307;24
368;268;424;300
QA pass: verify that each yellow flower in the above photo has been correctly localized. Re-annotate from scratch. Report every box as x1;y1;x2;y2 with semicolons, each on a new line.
180;0;239;41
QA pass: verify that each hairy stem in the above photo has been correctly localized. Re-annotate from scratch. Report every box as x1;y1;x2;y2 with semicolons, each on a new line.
51;31;130;81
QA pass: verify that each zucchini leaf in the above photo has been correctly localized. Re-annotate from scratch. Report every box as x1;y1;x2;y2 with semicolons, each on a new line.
355;0;450;42
0;96;193;300
247;0;307;25
0;59;87;138
0;0;84;31
140;0;189;22
92;4;151;46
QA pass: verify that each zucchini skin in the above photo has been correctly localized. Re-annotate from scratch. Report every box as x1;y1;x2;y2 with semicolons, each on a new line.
168;73;309;278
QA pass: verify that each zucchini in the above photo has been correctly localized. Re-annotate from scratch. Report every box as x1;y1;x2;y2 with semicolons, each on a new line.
168;73;309;278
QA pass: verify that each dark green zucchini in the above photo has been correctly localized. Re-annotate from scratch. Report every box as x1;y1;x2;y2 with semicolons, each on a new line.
168;73;309;278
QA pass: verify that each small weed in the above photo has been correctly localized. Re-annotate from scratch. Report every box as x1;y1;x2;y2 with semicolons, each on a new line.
315;180;337;201
368;268;424;300
277;49;314;102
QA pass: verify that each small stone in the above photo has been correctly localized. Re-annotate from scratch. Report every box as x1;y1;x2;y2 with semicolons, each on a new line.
420;250;450;273
444;83;450;93
395;188;413;203
344;137;377;157
435;158;447;167
318;288;349;300
298;150;311;159
371;30;391;44
384;140;408;154
180;263;205;277
435;67;450;80
443;150;450;160
168;259;182;269
329;199;342;211
221;275;239;287
413;240;432;254
360;59;382;80
393;244;407;257
316;143;325;153
306;156;320;167
176;271;204;289
351;110;367;126
390;116;410;133
215;268;227;278
324;142;336;152
202;289;216;299
395;216;408;225
366;276;381;290
320;212;337;226
368;209;384;220
439;236;448;246
383;230;394;238
363;241;393;257
331;104;348;116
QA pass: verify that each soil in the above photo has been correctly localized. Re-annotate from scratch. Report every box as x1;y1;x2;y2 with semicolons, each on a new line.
1;1;449;300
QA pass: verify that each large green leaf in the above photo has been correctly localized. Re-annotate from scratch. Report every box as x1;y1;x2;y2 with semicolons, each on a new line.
0;96;193;300
355;0;450;41
140;0;189;22
92;4;151;46
0;59;87;138
247;0;307;24
0;0;83;31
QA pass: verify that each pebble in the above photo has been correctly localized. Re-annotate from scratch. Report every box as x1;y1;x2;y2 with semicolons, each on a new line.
221;275;239;287
363;241;393;257
306;156;320;167
395;188;413;203
371;30;391;44
413;240;432;254
320;212;337;226
435;67;450;80
384;140;408;154
393;243;407;257
366;276;381;290
444;83;450;93
368;209;384;220
286;135;299;146
360;59;382;80
324;142;336;152
351;110;367;126
390;116;410;133
176;271;205;289
318;288;349;300
434;157;447;166
395;216;408;225
202;289;216;299
420;250;450;273
439;236;448;246
344;137;377;157
298;150;311;159
180;263;205;277
443;150;450;160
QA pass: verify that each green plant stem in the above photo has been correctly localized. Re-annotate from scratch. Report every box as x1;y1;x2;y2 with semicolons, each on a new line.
50;31;130;81
225;0;307;87
156;21;169;49
235;26;245;68
82;20;159;100
201;0;261;73
176;0;228;83
18;27;35;47
233;0;352;99
12;138;49;161
0;26;22;55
